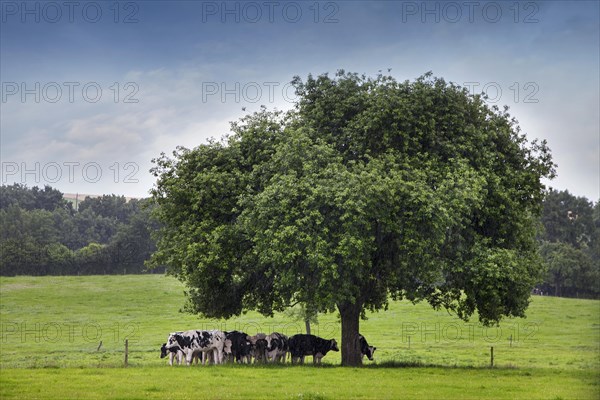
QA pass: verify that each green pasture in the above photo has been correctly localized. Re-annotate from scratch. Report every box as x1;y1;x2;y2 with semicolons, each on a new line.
0;274;598;399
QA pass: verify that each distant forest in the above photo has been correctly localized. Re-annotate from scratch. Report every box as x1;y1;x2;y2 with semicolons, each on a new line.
0;184;598;299
0;184;159;276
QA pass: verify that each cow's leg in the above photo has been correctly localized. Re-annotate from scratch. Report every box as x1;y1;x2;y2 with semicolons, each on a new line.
169;352;174;366
185;352;193;366
177;351;183;365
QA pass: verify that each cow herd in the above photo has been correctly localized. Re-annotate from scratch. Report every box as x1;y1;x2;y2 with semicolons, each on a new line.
160;330;376;366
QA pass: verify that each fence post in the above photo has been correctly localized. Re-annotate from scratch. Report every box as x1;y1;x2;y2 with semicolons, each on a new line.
490;346;494;368
124;339;129;367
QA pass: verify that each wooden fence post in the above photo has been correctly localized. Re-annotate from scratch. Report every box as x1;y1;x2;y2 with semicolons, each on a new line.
490;346;494;368
124;339;129;367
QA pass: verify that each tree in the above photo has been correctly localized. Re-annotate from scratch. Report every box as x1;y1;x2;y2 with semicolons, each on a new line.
285;304;319;335
78;194;134;223
0;183;72;212
539;241;598;297
540;189;595;248
150;71;555;366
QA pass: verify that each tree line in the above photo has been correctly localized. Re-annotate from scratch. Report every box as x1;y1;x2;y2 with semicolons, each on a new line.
0;184;158;276
537;189;599;298
0;182;597;298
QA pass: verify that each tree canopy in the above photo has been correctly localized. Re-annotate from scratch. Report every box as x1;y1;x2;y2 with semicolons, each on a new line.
150;71;556;365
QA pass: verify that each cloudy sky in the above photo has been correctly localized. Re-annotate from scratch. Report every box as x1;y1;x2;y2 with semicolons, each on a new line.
1;1;598;201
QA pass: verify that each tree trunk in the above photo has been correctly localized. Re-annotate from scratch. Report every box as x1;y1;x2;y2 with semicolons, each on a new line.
305;318;311;335
338;302;362;366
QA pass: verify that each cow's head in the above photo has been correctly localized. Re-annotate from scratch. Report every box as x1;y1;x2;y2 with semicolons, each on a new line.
364;346;376;361
160;343;168;358
330;339;339;352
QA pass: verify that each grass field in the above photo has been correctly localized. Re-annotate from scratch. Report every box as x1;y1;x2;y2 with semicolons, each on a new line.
1;274;599;399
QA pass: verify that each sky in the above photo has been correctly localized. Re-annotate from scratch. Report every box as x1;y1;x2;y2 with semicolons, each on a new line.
1;0;599;201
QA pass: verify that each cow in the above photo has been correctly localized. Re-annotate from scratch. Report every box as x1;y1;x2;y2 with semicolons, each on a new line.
247;333;268;363
288;334;339;364
224;331;253;363
358;334;376;361
160;331;186;366
163;330;225;366
160;342;184;365
265;332;288;363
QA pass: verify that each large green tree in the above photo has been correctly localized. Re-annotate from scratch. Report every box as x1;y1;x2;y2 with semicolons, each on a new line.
150;71;555;366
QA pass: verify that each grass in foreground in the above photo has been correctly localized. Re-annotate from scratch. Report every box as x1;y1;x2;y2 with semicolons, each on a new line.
1;365;598;400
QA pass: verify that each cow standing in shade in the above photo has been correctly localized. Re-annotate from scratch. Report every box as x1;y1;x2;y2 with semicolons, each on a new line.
161;331;184;366
358;334;376;361
247;333;268;363
224;331;253;363
163;330;225;366
265;332;288;363
288;334;339;364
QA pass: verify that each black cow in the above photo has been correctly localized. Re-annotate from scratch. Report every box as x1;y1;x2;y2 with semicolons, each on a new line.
288;334;339;364
358;334;376;361
224;331;253;363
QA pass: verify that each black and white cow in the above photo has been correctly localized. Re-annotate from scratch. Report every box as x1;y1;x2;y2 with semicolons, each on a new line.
163;330;225;365
224;331;253;363
160;331;186;366
265;332;288;363
288;334;339;364
247;333;268;363
358;334;376;361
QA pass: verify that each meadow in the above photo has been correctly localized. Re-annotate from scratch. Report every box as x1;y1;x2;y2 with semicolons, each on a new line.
0;274;598;399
